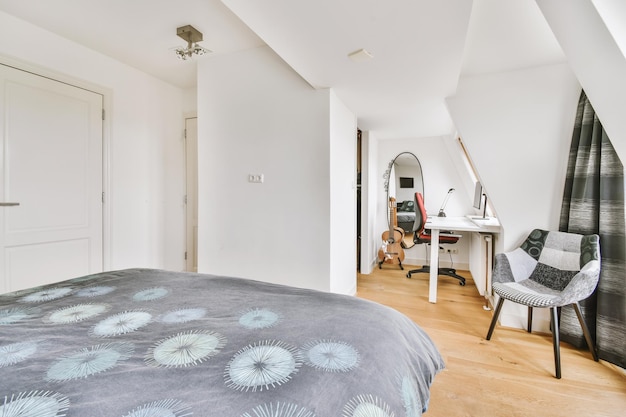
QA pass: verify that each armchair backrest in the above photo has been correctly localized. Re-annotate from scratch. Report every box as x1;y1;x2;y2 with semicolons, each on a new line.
521;229;601;291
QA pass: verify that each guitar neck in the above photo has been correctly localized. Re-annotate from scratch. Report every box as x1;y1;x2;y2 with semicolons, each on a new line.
388;197;401;242
388;197;395;235
391;200;399;229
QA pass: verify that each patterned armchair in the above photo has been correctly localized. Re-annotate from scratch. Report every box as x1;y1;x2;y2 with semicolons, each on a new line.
485;229;601;378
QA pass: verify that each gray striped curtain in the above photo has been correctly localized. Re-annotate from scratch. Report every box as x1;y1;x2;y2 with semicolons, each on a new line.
559;90;626;369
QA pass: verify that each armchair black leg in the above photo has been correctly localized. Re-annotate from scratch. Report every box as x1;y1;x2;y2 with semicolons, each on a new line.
527;307;533;333
486;297;505;340
573;302;599;362
550;307;562;379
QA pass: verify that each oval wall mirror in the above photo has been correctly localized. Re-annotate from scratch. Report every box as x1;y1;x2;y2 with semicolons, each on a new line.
384;152;424;248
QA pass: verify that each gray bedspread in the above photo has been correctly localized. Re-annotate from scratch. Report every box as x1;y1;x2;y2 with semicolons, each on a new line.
0;268;444;416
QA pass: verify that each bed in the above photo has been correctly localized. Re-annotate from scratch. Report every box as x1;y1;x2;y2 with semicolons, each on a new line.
0;268;444;416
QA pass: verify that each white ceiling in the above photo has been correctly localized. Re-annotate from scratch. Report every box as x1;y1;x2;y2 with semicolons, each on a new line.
0;0;565;139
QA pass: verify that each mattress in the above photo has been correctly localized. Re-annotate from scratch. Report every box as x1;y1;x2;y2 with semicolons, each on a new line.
0;268;444;416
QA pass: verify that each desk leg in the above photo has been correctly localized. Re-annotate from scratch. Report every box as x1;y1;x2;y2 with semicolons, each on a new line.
429;229;440;303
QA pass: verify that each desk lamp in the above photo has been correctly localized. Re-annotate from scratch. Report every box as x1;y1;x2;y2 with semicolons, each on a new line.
437;188;455;217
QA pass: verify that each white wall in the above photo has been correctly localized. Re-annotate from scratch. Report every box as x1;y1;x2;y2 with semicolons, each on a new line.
0;11;186;272
446;62;581;331
329;91;358;294
182;88;198;115
197;46;356;294
359;130;379;274
447;63;580;251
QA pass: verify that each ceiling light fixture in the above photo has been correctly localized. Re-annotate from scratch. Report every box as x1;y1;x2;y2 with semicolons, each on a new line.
175;25;211;60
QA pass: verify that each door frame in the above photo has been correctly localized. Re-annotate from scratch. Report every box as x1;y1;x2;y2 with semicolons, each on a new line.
0;55;112;271
184;114;198;272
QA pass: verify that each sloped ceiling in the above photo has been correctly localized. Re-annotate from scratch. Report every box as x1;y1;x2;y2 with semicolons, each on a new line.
0;0;566;139
220;0;472;139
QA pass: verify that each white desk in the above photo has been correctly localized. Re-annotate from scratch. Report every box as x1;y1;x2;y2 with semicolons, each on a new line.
425;216;501;303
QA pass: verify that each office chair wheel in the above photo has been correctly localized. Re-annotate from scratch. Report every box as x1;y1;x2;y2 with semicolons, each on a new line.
459;280;466;286
406;272;412;278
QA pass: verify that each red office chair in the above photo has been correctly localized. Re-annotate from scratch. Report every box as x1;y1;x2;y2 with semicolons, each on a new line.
406;192;466;285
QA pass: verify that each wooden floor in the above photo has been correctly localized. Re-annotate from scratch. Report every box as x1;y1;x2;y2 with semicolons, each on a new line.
357;265;626;417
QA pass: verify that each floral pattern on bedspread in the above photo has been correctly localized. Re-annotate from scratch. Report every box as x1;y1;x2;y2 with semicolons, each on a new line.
0;268;444;416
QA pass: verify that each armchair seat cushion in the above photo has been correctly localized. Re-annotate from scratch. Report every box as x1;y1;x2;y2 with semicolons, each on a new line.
528;263;577;291
493;280;563;308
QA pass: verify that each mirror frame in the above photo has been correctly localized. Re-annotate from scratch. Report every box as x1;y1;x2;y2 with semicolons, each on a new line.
383;152;424;247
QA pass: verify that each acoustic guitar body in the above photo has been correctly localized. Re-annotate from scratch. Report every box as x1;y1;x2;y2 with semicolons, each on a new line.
378;240;405;264
381;227;404;245
378;197;406;267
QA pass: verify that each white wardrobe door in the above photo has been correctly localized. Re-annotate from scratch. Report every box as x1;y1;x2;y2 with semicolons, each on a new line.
0;64;103;293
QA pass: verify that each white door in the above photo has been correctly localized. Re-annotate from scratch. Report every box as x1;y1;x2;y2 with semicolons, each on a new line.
0;64;103;293
185;117;198;272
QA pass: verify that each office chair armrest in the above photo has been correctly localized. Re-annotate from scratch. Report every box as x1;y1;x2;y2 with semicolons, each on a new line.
422;229;463;238
441;232;463;238
558;260;602;305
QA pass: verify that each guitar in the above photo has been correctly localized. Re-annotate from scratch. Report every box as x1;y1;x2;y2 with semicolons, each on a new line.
378;197;405;269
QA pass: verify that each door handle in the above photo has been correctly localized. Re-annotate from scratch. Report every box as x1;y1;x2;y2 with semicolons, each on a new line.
0;202;20;206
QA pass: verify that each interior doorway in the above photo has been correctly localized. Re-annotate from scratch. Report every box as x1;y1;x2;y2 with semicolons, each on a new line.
184;116;198;272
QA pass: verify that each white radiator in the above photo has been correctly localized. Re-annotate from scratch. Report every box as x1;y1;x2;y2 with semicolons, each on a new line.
469;232;495;308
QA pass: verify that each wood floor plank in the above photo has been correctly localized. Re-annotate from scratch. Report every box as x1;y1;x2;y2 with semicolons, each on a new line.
357;265;626;417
